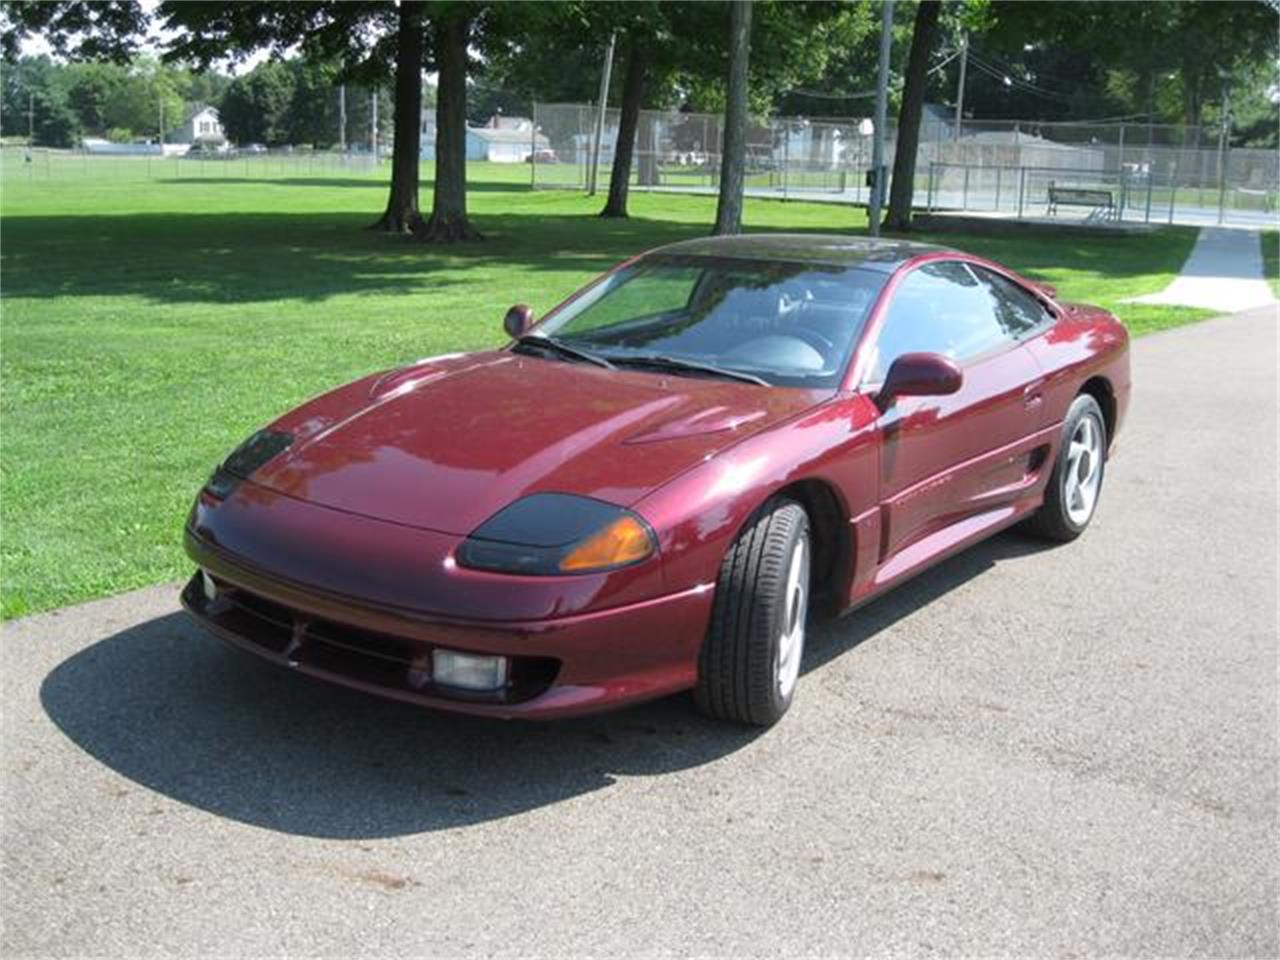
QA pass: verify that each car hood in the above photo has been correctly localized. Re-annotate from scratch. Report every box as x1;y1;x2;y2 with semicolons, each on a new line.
250;351;824;535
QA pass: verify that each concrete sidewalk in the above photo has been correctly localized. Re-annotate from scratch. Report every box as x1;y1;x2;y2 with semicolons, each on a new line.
1131;226;1276;312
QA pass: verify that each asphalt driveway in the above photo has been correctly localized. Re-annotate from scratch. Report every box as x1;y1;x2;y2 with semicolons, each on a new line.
3;306;1276;958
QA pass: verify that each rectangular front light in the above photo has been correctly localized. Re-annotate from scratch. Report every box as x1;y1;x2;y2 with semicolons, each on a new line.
432;649;508;692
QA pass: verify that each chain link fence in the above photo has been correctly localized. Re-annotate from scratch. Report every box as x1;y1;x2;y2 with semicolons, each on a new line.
1;145;380;183
532;102;1279;229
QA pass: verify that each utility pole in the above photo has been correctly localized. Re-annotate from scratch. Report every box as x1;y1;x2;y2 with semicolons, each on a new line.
339;84;347;151
371;89;377;158
588;30;617;196
953;33;968;139
1216;72;1231;225
869;0;894;237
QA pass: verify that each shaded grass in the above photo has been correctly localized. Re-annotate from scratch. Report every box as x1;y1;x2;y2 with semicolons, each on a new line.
1;164;1208;617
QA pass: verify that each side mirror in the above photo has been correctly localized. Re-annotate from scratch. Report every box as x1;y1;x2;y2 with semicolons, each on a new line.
876;352;962;411
504;303;534;339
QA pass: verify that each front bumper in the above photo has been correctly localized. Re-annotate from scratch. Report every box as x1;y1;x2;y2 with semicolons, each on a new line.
180;539;715;720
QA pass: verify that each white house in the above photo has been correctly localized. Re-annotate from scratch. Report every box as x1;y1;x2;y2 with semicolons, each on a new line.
465;116;549;163
172;105;226;146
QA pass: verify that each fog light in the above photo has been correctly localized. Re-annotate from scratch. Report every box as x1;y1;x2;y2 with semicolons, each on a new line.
432;649;508;692
201;570;218;601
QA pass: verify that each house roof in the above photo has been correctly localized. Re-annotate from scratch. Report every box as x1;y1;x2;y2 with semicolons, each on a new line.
183;104;220;124
467;127;549;147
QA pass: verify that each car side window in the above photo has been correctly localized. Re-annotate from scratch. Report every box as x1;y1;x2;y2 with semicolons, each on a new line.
970;266;1051;338
865;260;1013;383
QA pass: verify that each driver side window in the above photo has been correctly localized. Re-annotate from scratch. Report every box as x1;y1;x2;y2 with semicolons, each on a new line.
865;261;1017;383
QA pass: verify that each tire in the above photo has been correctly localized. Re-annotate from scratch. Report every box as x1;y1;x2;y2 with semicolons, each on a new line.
1024;393;1107;542
695;498;811;726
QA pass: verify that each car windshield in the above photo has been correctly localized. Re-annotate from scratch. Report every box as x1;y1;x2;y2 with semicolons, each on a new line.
535;254;888;388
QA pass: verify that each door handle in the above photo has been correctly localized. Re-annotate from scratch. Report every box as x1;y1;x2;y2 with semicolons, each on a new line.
1022;383;1044;408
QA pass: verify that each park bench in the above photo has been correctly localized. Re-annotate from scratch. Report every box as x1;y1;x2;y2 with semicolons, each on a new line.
1046;182;1117;220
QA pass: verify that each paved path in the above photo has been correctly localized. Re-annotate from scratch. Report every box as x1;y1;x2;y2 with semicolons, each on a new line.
3;309;1276;957
1131;226;1276;311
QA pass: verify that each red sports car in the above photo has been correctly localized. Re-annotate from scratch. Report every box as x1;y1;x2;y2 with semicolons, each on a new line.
182;235;1129;726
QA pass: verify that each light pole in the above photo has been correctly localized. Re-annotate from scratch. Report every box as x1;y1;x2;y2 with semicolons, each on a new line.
588;31;617;196
1216;71;1231;225
953;33;968;139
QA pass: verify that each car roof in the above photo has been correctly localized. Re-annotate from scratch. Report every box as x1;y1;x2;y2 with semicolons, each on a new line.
649;233;953;273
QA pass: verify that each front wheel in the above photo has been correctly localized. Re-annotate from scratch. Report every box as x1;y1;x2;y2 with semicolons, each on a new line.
695;498;810;726
1024;393;1107;542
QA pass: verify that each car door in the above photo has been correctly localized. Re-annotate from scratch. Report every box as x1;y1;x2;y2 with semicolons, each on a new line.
864;260;1046;565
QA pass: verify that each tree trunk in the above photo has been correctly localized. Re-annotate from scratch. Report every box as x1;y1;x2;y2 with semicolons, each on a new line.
712;0;752;236
600;36;646;218
1181;63;1204;145
370;0;425;233
416;11;481;242
883;0;941;232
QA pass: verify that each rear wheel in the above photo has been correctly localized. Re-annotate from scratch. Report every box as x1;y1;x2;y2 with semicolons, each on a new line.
1024;394;1107;542
695;498;810;726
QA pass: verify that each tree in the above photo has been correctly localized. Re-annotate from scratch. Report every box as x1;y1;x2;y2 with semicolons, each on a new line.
64;62;116;132
712;0;753;236
219;61;295;145
162;1;490;242
418;4;478;240
602;1;859;219
600;34;647;218
372;0;426;233
0;56;82;146
0;0;149;63
884;0;941;231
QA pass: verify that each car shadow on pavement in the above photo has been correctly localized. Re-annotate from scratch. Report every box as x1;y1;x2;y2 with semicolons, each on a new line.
39;532;1051;840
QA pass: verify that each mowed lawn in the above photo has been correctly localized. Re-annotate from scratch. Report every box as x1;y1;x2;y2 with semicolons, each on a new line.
1;159;1208;618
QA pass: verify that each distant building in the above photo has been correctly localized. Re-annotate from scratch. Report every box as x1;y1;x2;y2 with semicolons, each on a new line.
939;128;1106;171
171;105;226;147
465;116;549;163
420;109;436;157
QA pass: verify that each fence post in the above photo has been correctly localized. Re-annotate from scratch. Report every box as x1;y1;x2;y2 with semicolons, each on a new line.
1144;168;1153;223
962;166;970;211
782;122;789;201
1017;166;1026;219
927;162;935;211
530;102;537;189
1217;146;1229;225
1168;162;1177;225
994;165;1002;210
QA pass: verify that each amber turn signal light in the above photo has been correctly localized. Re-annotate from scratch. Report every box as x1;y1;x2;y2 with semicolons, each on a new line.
558;515;655;572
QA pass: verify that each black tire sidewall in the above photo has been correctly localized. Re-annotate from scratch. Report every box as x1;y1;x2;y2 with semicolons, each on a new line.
765;513;810;720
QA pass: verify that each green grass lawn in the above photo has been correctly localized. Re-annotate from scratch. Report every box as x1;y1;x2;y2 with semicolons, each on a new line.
0;159;1208;618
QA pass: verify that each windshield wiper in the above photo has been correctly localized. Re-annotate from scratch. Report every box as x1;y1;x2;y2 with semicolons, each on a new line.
514;335;614;370
606;354;769;387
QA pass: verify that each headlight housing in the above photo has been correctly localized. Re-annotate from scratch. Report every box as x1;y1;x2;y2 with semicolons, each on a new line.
455;493;657;576
205;429;294;499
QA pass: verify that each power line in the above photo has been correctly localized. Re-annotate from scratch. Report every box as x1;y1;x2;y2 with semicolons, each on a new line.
785;47;962;103
966;50;1076;102
966;55;1075;103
